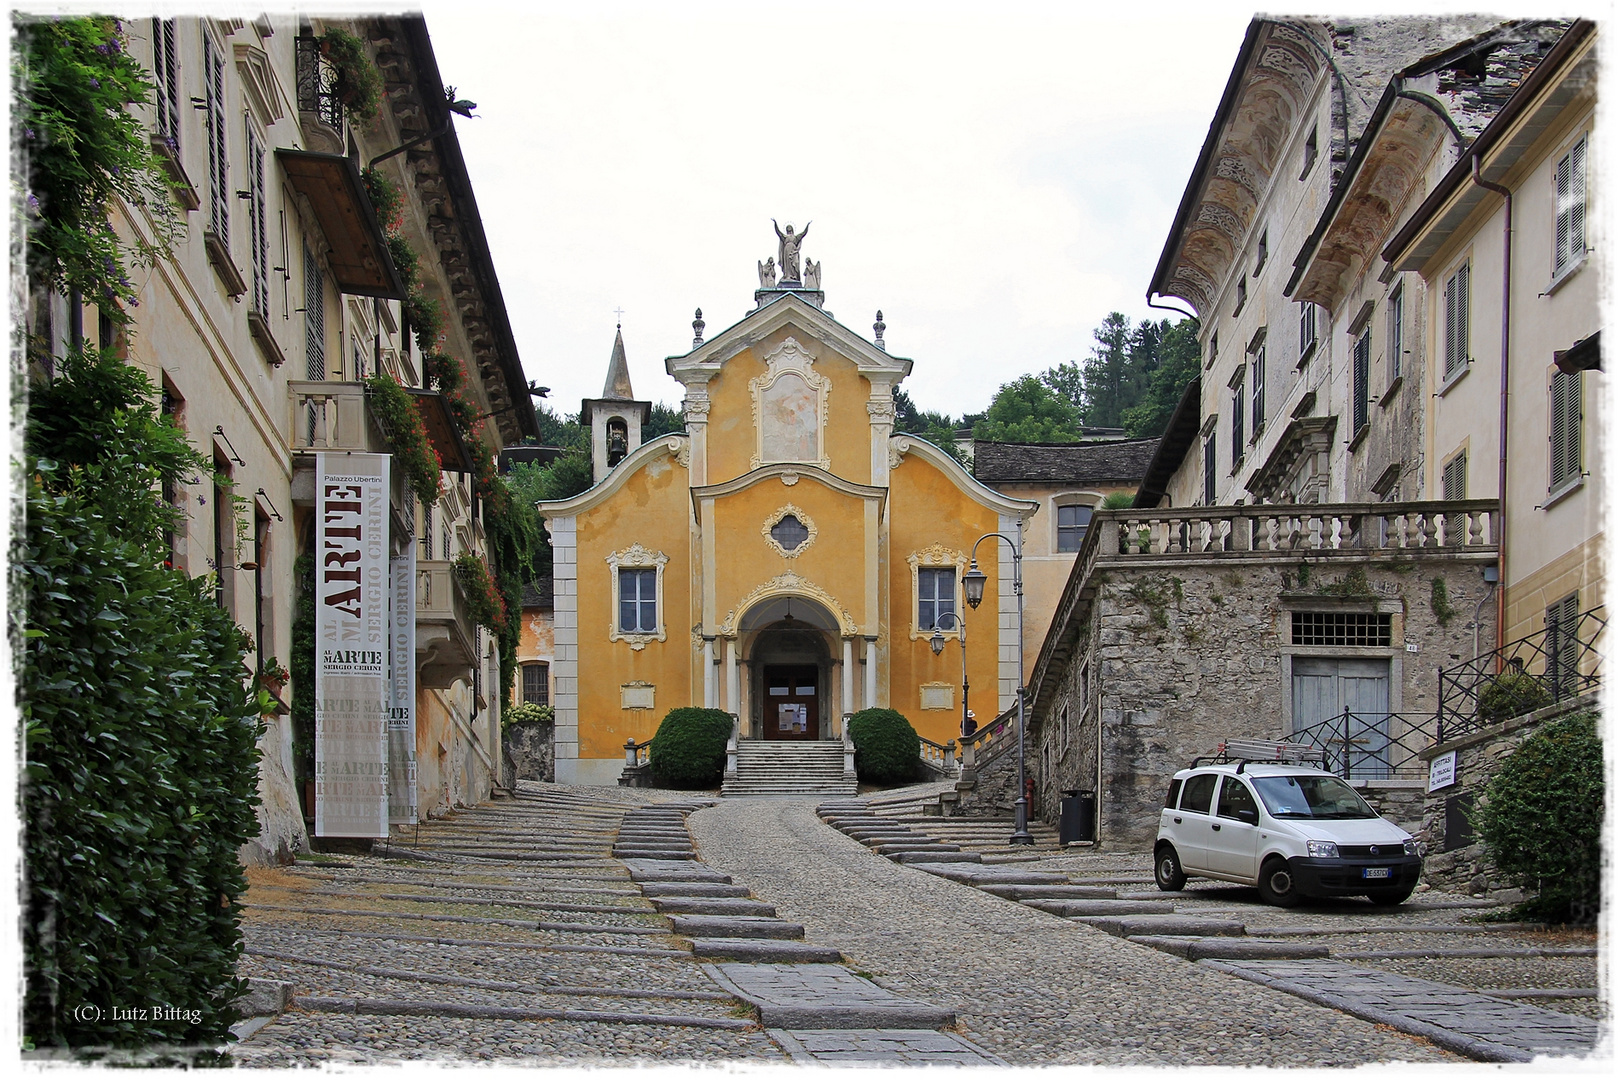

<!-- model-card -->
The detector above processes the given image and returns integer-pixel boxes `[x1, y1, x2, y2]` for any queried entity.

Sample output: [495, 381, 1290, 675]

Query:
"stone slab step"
[623, 861, 731, 884]
[706, 963, 955, 1031]
[669, 915, 804, 939]
[1025, 898, 1177, 917]
[978, 884, 1117, 901]
[650, 897, 779, 917]
[687, 938, 844, 963]
[1085, 915, 1247, 938]
[907, 865, 1068, 885]
[887, 850, 981, 864]
[1129, 936, 1330, 961]
[639, 882, 751, 899]
[612, 849, 694, 861]
[871, 843, 961, 855]
[613, 839, 692, 850]
[822, 817, 899, 827]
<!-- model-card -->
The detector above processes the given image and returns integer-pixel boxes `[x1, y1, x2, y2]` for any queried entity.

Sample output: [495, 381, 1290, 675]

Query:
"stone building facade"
[25, 15, 538, 861]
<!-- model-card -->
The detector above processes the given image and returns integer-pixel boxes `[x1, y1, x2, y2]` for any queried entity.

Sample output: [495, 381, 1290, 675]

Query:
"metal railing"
[296, 34, 345, 130]
[1436, 606, 1606, 743]
[1289, 708, 1435, 781]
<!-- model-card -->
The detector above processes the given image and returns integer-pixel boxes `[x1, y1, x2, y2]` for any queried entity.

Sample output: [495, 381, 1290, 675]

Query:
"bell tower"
[582, 323, 651, 482]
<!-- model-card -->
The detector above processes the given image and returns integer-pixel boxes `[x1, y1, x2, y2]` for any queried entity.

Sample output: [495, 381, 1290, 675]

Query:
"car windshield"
[1250, 774, 1378, 819]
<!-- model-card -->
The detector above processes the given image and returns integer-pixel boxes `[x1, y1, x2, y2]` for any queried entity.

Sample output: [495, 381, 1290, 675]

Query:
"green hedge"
[1478, 672, 1553, 723]
[1473, 711, 1603, 925]
[847, 708, 921, 784]
[648, 708, 733, 788]
[22, 481, 263, 1049]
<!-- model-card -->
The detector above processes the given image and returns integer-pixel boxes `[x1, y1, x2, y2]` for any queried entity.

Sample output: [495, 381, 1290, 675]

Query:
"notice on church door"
[315, 453, 391, 837]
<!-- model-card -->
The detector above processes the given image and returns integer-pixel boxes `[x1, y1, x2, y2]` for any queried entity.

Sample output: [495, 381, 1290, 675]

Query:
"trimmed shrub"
[1478, 672, 1553, 723]
[504, 701, 554, 728]
[648, 708, 733, 788]
[847, 708, 921, 784]
[1473, 711, 1603, 924]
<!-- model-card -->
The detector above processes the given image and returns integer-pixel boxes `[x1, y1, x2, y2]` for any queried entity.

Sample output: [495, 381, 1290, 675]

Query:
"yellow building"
[541, 258, 1036, 785]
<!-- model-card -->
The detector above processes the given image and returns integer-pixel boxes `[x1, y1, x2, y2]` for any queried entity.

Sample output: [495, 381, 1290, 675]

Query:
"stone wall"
[952, 742, 1025, 818]
[1029, 550, 1496, 851]
[503, 719, 556, 784]
[1415, 694, 1596, 900]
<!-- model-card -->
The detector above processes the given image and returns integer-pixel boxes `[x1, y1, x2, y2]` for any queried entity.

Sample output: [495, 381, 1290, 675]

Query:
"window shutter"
[1231, 376, 1244, 462]
[1550, 369, 1581, 490]
[204, 33, 228, 243]
[248, 126, 268, 314]
[304, 244, 325, 380]
[1555, 151, 1572, 270]
[1569, 138, 1587, 265]
[1252, 348, 1266, 430]
[1353, 332, 1370, 433]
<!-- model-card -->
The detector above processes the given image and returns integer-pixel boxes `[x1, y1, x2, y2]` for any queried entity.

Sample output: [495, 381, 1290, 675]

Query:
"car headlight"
[1306, 840, 1340, 859]
[1403, 839, 1421, 856]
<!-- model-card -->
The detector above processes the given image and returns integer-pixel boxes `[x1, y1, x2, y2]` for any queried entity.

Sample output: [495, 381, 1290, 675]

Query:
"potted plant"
[260, 657, 290, 697]
[317, 28, 383, 120]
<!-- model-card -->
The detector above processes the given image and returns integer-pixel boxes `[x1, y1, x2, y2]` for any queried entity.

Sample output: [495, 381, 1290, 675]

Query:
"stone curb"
[1193, 960, 1532, 1063]
[769, 1029, 1011, 1067]
[639, 882, 751, 898]
[887, 850, 981, 864]
[703, 964, 955, 1031]
[650, 897, 779, 917]
[292, 995, 755, 1031]
[1126, 936, 1330, 960]
[669, 915, 804, 939]
[979, 884, 1117, 900]
[687, 938, 845, 964]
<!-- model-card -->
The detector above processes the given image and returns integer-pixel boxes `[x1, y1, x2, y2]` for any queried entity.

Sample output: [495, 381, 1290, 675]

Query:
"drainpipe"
[1470, 153, 1511, 655]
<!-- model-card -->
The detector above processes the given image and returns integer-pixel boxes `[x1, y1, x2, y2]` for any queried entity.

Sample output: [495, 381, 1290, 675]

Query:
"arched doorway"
[739, 596, 840, 741]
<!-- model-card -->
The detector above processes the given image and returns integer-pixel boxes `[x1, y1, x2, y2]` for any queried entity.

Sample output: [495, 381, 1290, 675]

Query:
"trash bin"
[1059, 789, 1096, 845]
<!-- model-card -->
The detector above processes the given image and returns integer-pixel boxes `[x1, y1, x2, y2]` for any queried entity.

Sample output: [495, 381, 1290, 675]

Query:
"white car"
[1153, 760, 1423, 906]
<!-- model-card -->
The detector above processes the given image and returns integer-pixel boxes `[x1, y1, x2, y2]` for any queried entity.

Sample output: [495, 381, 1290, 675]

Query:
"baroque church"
[540, 229, 1036, 784]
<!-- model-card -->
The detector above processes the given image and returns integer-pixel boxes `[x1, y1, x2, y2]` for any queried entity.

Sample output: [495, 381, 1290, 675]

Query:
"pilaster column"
[867, 390, 896, 487]
[702, 637, 717, 708]
[842, 637, 855, 725]
[682, 382, 712, 487]
[725, 637, 740, 724]
[864, 636, 878, 710]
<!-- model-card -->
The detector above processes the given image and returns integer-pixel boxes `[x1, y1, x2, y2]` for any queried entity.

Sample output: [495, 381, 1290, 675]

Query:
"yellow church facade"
[541, 282, 1036, 785]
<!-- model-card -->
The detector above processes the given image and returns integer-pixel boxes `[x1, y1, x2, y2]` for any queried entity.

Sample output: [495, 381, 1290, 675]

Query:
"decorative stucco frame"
[607, 542, 669, 650]
[920, 682, 955, 710]
[762, 504, 818, 558]
[750, 336, 831, 471]
[719, 571, 858, 638]
[907, 543, 968, 641]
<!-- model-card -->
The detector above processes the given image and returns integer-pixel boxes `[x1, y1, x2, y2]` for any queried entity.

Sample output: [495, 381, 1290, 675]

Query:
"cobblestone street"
[230, 781, 1606, 1067]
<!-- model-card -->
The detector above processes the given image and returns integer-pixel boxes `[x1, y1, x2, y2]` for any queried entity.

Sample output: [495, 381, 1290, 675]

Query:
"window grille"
[770, 514, 810, 552]
[1056, 505, 1092, 552]
[1554, 136, 1587, 276]
[522, 662, 550, 705]
[1550, 369, 1582, 492]
[203, 32, 228, 244]
[1291, 612, 1392, 647]
[1444, 263, 1470, 377]
[918, 567, 956, 631]
[1352, 330, 1370, 435]
[619, 568, 658, 633]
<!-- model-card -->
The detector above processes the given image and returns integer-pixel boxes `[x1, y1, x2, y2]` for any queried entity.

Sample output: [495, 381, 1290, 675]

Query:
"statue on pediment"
[758, 256, 777, 288]
[804, 259, 820, 291]
[772, 219, 811, 282]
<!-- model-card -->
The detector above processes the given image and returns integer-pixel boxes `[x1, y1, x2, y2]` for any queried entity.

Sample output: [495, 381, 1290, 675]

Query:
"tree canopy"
[972, 375, 1084, 443]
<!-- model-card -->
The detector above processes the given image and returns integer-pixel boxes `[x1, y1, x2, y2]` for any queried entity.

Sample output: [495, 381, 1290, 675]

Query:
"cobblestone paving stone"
[688, 797, 1460, 1066]
[233, 784, 788, 1067]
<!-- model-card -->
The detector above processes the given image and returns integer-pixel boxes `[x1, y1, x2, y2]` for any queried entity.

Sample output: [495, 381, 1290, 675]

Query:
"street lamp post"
[961, 531, 1033, 845]
[929, 611, 970, 750]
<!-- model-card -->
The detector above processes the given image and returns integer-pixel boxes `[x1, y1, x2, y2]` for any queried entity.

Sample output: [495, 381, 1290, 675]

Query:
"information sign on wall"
[315, 453, 390, 837]
[1427, 749, 1458, 793]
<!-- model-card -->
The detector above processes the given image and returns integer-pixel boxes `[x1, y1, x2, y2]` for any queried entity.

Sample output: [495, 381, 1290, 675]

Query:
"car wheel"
[1154, 844, 1186, 891]
[1367, 885, 1415, 906]
[1257, 857, 1303, 908]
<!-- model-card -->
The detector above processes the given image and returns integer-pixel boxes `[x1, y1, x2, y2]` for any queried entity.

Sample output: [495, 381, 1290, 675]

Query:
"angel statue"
[772, 219, 811, 281]
[758, 256, 776, 288]
[804, 259, 821, 291]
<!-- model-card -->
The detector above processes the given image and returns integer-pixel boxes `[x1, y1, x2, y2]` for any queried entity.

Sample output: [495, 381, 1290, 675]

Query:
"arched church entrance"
[738, 596, 841, 741]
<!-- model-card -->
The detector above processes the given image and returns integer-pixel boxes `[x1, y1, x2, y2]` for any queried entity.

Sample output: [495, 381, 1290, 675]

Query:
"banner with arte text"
[388, 550, 418, 825]
[315, 453, 390, 837]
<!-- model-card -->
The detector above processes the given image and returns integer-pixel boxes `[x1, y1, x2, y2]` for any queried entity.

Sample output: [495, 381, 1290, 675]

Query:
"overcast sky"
[423, 0, 1587, 422]
[421, 0, 1249, 420]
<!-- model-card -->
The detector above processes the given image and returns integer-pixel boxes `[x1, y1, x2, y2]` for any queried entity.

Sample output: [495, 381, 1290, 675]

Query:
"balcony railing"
[289, 380, 382, 454]
[416, 559, 474, 630]
[1437, 606, 1606, 743]
[1093, 500, 1499, 558]
[295, 34, 345, 131]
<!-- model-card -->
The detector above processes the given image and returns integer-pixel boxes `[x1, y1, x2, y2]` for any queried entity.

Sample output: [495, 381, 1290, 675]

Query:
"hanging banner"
[388, 550, 418, 824]
[315, 453, 390, 837]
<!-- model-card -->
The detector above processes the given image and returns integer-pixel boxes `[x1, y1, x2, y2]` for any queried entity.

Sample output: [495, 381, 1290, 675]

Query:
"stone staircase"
[861, 785, 1063, 856]
[721, 740, 856, 797]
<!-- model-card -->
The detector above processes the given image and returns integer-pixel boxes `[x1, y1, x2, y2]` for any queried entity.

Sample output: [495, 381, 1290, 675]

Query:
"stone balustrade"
[289, 380, 382, 453]
[918, 736, 959, 778]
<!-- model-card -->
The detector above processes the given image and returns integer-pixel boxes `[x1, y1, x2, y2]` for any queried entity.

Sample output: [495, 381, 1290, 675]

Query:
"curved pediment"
[889, 436, 1039, 519]
[666, 292, 911, 390]
[536, 434, 689, 517]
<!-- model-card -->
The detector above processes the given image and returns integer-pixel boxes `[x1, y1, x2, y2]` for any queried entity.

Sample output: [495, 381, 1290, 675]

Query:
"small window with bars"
[522, 662, 550, 705]
[1291, 612, 1392, 647]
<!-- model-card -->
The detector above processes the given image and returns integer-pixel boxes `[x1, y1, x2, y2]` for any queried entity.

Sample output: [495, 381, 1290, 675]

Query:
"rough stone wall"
[953, 743, 1024, 818]
[1029, 552, 1495, 851]
[503, 719, 556, 784]
[1416, 696, 1595, 900]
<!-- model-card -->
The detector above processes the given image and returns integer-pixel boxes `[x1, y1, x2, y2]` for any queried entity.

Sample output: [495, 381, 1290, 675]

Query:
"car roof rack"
[1192, 738, 1327, 768]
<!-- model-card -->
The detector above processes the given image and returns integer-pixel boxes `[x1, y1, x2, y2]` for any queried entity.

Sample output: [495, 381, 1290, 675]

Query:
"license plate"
[1363, 867, 1392, 880]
